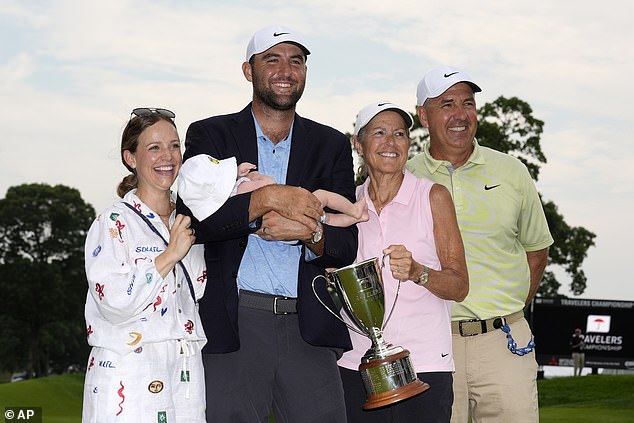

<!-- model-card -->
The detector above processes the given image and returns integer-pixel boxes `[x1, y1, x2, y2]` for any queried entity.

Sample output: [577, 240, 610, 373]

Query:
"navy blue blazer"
[177, 104, 357, 354]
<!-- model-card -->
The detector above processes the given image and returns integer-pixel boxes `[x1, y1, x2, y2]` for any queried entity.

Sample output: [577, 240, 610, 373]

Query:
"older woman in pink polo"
[338, 101, 468, 422]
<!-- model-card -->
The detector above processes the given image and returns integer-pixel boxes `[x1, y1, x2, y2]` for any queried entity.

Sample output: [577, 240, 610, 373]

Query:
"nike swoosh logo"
[444, 72, 458, 78]
[441, 353, 449, 357]
[484, 184, 500, 191]
[273, 32, 289, 37]
[377, 102, 390, 106]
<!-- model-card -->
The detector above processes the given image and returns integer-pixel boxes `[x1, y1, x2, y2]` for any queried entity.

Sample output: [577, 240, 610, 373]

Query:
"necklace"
[370, 190, 393, 214]
[157, 202, 176, 217]
[376, 203, 389, 214]
[368, 174, 403, 215]
[156, 202, 175, 227]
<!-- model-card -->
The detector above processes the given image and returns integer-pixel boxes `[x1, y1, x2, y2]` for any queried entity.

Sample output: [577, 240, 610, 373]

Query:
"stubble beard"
[252, 73, 305, 111]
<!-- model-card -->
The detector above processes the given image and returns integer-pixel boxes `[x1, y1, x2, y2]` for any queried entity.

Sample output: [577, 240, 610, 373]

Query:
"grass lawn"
[1, 373, 633, 422]
[0, 373, 84, 423]
[538, 374, 634, 422]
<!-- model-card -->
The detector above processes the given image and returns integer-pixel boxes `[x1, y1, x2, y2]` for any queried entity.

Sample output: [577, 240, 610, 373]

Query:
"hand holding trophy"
[312, 255, 429, 410]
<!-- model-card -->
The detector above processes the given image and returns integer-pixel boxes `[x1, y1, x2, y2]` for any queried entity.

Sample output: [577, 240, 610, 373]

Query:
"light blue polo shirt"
[237, 115, 302, 297]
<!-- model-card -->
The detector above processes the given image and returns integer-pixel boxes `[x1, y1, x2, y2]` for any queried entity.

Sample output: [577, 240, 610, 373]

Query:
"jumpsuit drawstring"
[179, 339, 195, 399]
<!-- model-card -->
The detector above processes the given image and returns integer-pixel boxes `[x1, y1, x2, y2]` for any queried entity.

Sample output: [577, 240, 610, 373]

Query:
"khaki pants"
[451, 317, 538, 423]
[572, 352, 585, 376]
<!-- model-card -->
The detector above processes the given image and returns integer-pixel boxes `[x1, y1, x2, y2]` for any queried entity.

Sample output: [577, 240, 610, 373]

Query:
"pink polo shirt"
[338, 170, 454, 373]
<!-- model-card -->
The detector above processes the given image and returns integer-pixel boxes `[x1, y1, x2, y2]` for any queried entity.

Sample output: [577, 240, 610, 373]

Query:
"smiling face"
[243, 42, 307, 111]
[417, 82, 477, 165]
[123, 119, 181, 197]
[353, 110, 411, 178]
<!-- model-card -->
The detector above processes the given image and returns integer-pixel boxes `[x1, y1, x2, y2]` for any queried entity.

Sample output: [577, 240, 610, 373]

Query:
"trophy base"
[359, 350, 430, 410]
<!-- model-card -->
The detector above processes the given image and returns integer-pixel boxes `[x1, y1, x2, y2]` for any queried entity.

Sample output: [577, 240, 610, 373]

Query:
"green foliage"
[0, 184, 93, 263]
[477, 96, 546, 180]
[407, 111, 426, 159]
[0, 184, 95, 377]
[541, 200, 596, 296]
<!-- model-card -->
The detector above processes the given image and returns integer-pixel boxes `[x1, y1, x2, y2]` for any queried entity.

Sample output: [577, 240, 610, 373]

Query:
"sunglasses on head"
[131, 107, 175, 119]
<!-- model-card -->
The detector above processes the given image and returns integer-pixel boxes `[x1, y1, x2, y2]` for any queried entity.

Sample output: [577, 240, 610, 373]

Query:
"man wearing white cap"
[408, 66, 553, 422]
[177, 25, 357, 422]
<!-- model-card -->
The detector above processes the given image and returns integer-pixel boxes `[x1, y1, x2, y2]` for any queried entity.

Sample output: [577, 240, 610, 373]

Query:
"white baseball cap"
[178, 155, 237, 221]
[353, 101, 414, 136]
[245, 25, 310, 62]
[416, 66, 482, 105]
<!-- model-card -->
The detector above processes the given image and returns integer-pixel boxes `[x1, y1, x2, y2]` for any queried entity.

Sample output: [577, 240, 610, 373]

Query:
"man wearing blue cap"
[408, 66, 553, 422]
[178, 25, 357, 422]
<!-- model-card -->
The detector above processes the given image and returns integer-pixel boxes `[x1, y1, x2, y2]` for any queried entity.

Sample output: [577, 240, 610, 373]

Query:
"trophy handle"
[378, 251, 401, 331]
[382, 280, 401, 330]
[380, 252, 388, 269]
[312, 274, 366, 336]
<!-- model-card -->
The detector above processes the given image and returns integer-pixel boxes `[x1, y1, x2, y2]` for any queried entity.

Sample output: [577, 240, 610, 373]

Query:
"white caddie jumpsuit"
[82, 190, 207, 423]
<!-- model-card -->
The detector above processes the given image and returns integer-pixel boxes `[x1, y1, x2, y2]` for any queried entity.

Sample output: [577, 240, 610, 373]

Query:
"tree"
[477, 96, 546, 180]
[0, 183, 95, 377]
[354, 96, 595, 297]
[540, 200, 596, 296]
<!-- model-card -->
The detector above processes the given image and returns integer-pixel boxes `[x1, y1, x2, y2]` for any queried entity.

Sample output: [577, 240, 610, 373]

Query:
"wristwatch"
[307, 225, 323, 244]
[416, 265, 429, 286]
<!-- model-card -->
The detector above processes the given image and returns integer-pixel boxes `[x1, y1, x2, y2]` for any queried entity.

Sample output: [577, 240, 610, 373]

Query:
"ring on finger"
[262, 227, 267, 234]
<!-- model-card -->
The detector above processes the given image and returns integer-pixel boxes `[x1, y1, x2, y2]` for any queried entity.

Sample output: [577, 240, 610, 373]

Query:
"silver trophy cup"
[313, 257, 429, 409]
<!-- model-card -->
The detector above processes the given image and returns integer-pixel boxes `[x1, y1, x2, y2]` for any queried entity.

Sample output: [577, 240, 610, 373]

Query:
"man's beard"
[252, 74, 305, 111]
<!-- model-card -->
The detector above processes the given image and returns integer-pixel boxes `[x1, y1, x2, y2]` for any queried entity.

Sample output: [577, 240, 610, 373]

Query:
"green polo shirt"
[407, 139, 553, 321]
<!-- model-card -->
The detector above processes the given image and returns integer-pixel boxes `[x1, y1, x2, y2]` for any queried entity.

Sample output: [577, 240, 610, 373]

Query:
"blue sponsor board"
[528, 297, 634, 369]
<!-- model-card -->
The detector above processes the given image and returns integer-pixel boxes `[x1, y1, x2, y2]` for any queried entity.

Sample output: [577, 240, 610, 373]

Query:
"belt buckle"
[273, 296, 290, 315]
[459, 318, 480, 337]
[493, 317, 505, 329]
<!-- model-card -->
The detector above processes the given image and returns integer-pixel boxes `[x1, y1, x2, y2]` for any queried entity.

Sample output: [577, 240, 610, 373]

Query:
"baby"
[234, 162, 367, 227]
[178, 154, 368, 226]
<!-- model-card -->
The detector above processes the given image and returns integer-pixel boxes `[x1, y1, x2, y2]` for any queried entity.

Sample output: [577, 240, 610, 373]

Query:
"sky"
[1, 0, 632, 301]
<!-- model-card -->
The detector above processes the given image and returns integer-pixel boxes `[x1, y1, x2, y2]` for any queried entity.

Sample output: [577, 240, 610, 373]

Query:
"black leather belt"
[239, 290, 298, 315]
[452, 310, 524, 336]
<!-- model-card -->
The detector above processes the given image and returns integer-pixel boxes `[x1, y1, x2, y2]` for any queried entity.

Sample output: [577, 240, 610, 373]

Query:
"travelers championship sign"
[529, 297, 634, 370]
